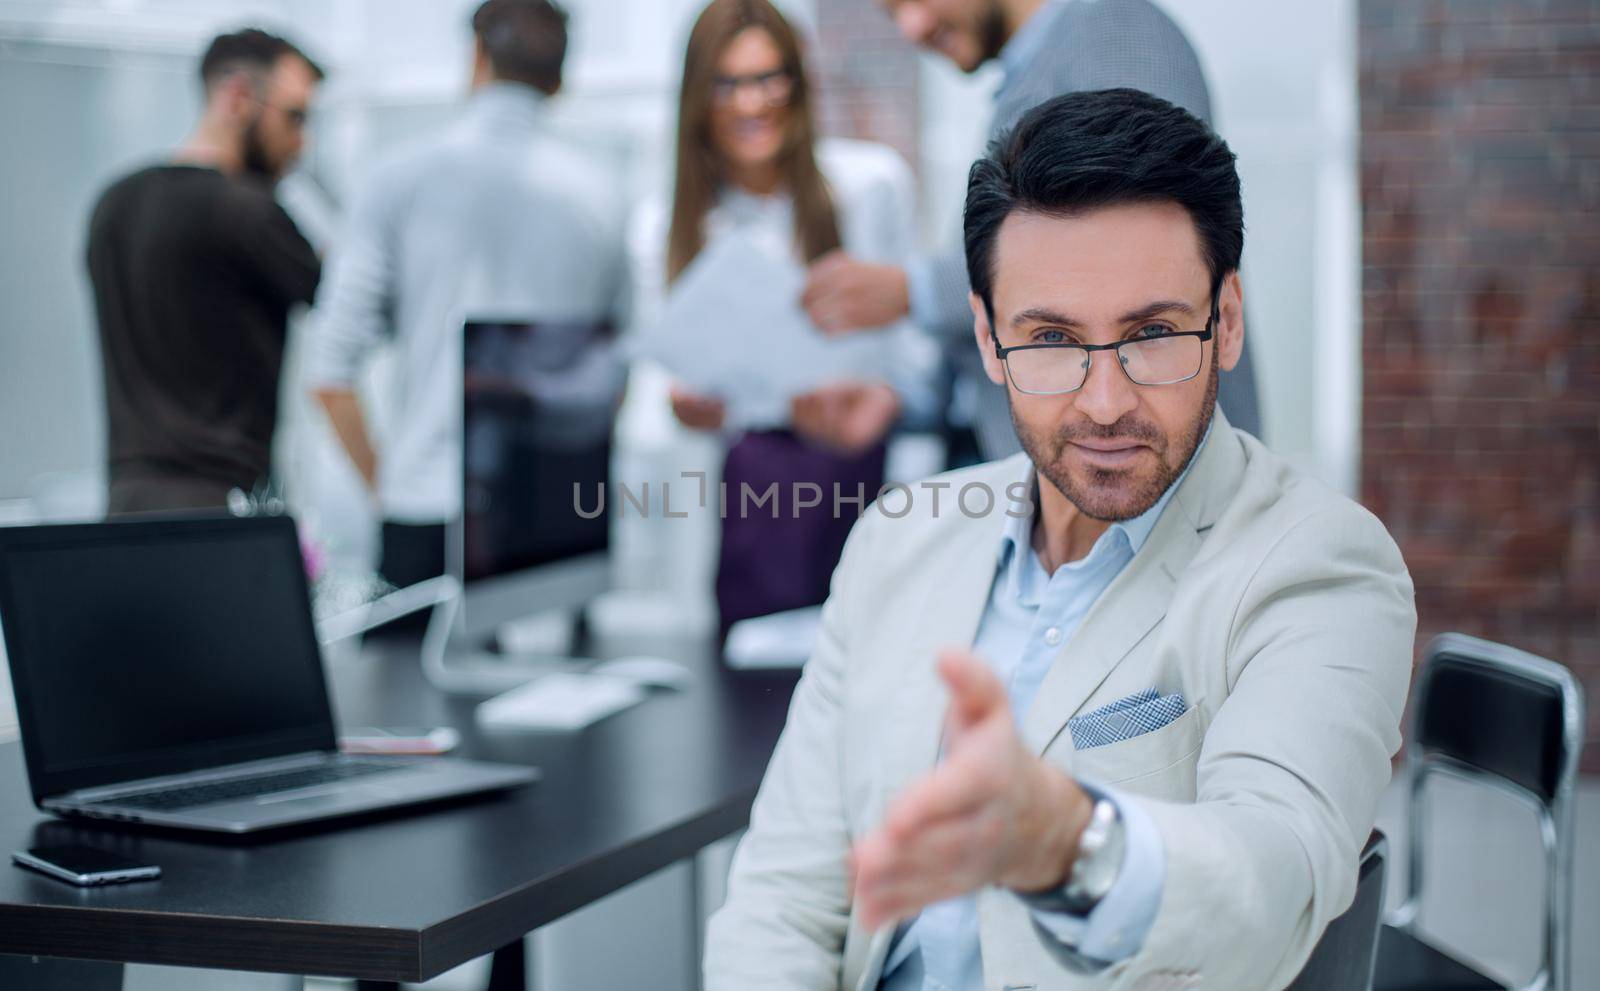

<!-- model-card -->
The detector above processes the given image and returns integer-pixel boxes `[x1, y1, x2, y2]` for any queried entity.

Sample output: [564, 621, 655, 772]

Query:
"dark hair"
[472, 0, 570, 94]
[964, 88, 1242, 319]
[199, 28, 324, 92]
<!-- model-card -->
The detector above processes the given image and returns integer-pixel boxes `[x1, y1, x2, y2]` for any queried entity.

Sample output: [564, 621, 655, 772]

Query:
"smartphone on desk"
[13, 845, 161, 886]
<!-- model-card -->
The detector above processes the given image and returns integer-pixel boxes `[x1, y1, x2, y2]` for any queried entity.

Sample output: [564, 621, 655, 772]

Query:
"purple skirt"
[715, 430, 886, 636]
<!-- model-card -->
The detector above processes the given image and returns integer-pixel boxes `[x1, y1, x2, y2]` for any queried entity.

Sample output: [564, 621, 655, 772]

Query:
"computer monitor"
[449, 317, 624, 647]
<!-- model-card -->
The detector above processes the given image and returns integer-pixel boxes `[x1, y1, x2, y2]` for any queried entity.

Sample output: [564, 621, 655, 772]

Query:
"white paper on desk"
[724, 605, 822, 670]
[631, 231, 895, 430]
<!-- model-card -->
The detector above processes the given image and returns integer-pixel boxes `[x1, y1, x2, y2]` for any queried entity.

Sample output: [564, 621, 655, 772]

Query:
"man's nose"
[1073, 349, 1140, 426]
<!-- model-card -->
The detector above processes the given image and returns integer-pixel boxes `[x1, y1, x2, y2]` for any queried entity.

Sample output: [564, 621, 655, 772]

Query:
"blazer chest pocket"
[1069, 705, 1205, 795]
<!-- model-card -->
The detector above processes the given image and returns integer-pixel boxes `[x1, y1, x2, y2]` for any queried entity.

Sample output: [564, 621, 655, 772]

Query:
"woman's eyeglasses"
[711, 69, 794, 108]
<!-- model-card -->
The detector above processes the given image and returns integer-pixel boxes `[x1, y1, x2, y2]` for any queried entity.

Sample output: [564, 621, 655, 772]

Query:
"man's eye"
[1135, 324, 1171, 339]
[1035, 329, 1069, 344]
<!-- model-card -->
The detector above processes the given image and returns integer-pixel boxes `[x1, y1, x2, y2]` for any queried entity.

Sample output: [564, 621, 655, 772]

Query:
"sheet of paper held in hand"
[632, 230, 895, 429]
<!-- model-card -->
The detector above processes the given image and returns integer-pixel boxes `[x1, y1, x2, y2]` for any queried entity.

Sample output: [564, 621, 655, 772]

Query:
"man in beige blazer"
[705, 89, 1417, 991]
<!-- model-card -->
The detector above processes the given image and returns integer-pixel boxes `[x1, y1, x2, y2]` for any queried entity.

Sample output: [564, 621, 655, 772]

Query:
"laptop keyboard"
[100, 758, 420, 812]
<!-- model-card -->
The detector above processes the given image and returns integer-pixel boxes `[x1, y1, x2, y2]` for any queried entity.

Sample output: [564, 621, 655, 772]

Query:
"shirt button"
[1044, 627, 1063, 646]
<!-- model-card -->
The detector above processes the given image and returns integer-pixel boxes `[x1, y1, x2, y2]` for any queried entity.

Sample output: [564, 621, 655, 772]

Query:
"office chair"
[1375, 633, 1585, 991]
[1285, 831, 1388, 991]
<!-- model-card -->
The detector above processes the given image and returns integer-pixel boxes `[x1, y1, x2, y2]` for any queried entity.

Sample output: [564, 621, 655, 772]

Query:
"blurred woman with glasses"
[628, 0, 934, 637]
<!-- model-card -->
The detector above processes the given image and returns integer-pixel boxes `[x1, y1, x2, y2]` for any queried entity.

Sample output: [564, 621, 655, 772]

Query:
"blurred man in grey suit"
[800, 0, 1260, 462]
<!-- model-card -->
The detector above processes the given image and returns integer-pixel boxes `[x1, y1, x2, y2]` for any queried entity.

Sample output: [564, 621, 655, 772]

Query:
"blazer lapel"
[1020, 411, 1247, 755]
[877, 470, 1021, 808]
[1019, 514, 1194, 755]
[857, 460, 1023, 989]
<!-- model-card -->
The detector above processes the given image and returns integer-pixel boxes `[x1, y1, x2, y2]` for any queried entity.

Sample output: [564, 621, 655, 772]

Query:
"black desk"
[0, 641, 799, 984]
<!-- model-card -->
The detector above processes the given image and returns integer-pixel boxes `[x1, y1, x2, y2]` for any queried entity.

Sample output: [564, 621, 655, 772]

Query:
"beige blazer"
[704, 411, 1417, 991]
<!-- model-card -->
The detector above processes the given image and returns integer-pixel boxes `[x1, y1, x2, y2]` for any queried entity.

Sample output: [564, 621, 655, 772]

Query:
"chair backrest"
[1285, 831, 1388, 991]
[1400, 632, 1586, 991]
[1412, 633, 1582, 806]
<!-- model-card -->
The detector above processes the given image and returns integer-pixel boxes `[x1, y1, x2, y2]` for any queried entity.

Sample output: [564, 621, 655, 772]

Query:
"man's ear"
[1217, 270, 1245, 373]
[970, 292, 1007, 387]
[211, 71, 258, 125]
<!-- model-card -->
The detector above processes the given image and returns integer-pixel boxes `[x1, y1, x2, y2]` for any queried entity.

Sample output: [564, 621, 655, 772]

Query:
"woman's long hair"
[666, 0, 841, 283]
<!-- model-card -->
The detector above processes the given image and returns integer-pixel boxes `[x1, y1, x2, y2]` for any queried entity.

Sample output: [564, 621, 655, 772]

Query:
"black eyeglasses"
[710, 69, 794, 108]
[991, 289, 1220, 396]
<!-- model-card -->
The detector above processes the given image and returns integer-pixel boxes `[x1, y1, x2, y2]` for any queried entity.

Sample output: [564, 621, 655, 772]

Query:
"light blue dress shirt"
[879, 429, 1208, 990]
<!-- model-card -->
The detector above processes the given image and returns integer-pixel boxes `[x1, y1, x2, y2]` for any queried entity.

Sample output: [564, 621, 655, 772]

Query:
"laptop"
[0, 515, 536, 834]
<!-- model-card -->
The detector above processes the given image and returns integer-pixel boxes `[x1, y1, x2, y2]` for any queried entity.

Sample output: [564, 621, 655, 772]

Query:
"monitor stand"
[418, 598, 598, 695]
[429, 649, 590, 695]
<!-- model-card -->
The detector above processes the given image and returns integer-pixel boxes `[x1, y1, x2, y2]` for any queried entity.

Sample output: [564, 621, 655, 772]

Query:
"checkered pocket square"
[1067, 689, 1189, 750]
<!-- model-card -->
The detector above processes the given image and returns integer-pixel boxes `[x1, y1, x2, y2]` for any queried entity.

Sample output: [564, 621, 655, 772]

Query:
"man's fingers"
[806, 298, 855, 334]
[938, 648, 1007, 731]
[852, 818, 990, 930]
[808, 248, 849, 277]
[857, 873, 965, 932]
[882, 760, 990, 841]
[800, 250, 850, 306]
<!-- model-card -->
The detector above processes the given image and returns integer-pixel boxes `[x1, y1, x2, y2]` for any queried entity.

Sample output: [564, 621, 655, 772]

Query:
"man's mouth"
[1068, 439, 1150, 469]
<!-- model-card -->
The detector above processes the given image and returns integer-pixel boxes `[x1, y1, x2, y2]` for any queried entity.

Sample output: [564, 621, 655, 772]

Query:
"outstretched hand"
[849, 649, 1095, 931]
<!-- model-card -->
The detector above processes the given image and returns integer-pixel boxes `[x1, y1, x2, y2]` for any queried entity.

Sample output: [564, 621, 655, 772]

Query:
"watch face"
[1066, 799, 1125, 907]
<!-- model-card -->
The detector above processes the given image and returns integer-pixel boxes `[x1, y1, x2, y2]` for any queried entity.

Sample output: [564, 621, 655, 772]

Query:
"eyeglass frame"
[710, 68, 796, 108]
[989, 281, 1223, 396]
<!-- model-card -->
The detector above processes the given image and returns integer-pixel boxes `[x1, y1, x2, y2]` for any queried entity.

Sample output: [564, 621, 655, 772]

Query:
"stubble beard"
[1010, 348, 1219, 523]
[241, 116, 283, 184]
[976, 0, 1010, 64]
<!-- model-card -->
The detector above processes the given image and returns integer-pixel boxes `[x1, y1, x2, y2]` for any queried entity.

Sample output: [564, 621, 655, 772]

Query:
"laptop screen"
[0, 516, 336, 799]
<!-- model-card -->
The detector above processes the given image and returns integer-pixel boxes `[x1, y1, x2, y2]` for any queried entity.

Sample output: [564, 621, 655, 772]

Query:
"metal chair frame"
[1386, 633, 1585, 991]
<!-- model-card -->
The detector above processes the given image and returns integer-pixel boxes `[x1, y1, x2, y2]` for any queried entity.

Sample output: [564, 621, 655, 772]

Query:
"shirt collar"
[997, 0, 1067, 92]
[997, 416, 1217, 577]
[719, 183, 790, 216]
[467, 81, 548, 130]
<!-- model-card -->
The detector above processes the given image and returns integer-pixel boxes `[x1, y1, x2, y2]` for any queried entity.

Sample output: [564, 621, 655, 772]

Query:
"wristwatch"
[1020, 796, 1126, 915]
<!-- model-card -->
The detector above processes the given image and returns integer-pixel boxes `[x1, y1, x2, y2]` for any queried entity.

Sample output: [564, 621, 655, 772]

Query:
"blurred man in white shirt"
[307, 0, 624, 591]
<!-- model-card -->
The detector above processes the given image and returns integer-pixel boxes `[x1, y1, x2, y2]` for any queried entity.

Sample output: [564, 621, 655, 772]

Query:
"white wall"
[1169, 0, 1361, 493]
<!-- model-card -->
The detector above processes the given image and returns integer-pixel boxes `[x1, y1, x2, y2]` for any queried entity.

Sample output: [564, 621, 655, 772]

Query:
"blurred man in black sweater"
[87, 28, 323, 514]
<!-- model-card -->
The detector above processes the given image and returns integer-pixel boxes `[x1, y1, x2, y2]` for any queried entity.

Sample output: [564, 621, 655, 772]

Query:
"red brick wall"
[808, 0, 920, 167]
[1359, 1, 1600, 768]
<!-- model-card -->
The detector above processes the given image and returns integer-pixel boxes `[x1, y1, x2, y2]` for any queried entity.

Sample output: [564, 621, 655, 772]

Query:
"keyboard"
[101, 758, 417, 812]
[476, 672, 646, 731]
